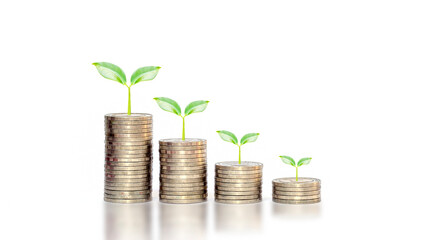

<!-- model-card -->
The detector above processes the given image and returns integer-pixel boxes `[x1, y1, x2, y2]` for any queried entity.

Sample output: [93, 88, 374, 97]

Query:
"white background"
[1, 0, 426, 239]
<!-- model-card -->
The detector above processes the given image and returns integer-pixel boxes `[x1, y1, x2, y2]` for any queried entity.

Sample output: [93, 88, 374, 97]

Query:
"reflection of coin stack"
[104, 113, 153, 203]
[159, 138, 207, 204]
[215, 161, 263, 204]
[272, 177, 321, 204]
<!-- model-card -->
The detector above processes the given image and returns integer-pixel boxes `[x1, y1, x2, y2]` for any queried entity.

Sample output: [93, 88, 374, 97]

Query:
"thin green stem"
[296, 167, 298, 181]
[238, 145, 241, 164]
[127, 86, 131, 115]
[182, 116, 185, 140]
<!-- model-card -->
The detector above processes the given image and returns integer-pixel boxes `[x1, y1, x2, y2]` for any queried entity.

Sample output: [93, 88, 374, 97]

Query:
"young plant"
[279, 156, 312, 181]
[92, 62, 161, 115]
[216, 131, 260, 164]
[153, 97, 209, 140]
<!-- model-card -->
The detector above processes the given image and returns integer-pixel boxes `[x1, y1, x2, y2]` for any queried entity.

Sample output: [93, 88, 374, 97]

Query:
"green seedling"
[279, 156, 312, 181]
[92, 62, 161, 115]
[216, 131, 260, 164]
[153, 97, 209, 140]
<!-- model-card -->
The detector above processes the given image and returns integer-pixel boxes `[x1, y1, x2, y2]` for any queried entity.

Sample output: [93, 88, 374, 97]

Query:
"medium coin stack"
[272, 177, 321, 204]
[104, 113, 153, 203]
[159, 138, 207, 204]
[215, 161, 263, 204]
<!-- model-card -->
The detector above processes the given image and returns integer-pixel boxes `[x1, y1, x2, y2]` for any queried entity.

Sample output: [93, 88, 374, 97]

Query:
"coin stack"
[159, 138, 208, 204]
[215, 161, 263, 204]
[104, 113, 153, 203]
[272, 177, 321, 204]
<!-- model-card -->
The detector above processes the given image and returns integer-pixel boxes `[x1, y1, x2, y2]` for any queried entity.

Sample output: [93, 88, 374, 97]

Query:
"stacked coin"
[104, 113, 153, 203]
[159, 138, 207, 204]
[272, 177, 321, 204]
[215, 161, 263, 204]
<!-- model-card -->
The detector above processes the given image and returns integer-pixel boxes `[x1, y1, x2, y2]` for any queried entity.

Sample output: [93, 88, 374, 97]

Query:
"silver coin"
[105, 170, 151, 175]
[159, 153, 207, 159]
[215, 177, 262, 183]
[273, 198, 321, 204]
[274, 190, 321, 196]
[105, 124, 152, 129]
[104, 181, 151, 187]
[105, 185, 151, 191]
[215, 161, 263, 170]
[215, 185, 261, 191]
[273, 186, 320, 192]
[106, 149, 151, 154]
[105, 119, 152, 125]
[105, 113, 152, 120]
[104, 193, 151, 199]
[160, 178, 206, 183]
[215, 190, 261, 196]
[104, 189, 151, 195]
[160, 186, 207, 191]
[272, 177, 321, 187]
[105, 178, 152, 183]
[105, 129, 153, 135]
[105, 141, 152, 146]
[105, 173, 150, 178]
[104, 198, 152, 203]
[105, 157, 152, 162]
[105, 162, 152, 167]
[160, 182, 206, 187]
[159, 149, 206, 154]
[160, 190, 207, 196]
[273, 194, 321, 200]
[105, 145, 152, 151]
[160, 161, 206, 167]
[215, 198, 261, 204]
[160, 198, 206, 204]
[160, 173, 206, 179]
[159, 158, 206, 163]
[160, 165, 207, 171]
[215, 194, 261, 200]
[215, 173, 262, 179]
[160, 169, 206, 175]
[160, 194, 207, 200]
[215, 169, 262, 175]
[106, 136, 153, 142]
[160, 146, 207, 151]
[215, 182, 262, 188]
[159, 138, 207, 146]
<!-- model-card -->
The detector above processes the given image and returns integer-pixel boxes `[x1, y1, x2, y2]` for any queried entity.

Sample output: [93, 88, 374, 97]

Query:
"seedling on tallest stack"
[93, 62, 161, 115]
[153, 97, 209, 140]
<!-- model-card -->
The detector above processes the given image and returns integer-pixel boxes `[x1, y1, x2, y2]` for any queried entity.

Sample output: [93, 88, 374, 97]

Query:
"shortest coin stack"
[272, 177, 321, 204]
[215, 161, 263, 204]
[104, 113, 153, 204]
[159, 138, 208, 204]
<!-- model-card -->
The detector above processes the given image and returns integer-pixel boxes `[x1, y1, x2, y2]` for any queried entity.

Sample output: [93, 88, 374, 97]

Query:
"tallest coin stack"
[104, 113, 153, 203]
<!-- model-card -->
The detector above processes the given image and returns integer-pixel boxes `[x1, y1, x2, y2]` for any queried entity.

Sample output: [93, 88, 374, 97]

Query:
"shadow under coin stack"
[215, 161, 263, 204]
[159, 138, 207, 204]
[272, 177, 321, 204]
[104, 113, 153, 203]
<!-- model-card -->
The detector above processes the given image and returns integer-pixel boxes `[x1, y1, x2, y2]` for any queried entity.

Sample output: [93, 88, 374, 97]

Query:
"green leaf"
[279, 156, 296, 167]
[92, 62, 126, 85]
[240, 133, 259, 145]
[131, 66, 161, 85]
[297, 157, 312, 167]
[184, 100, 209, 116]
[216, 130, 238, 145]
[153, 97, 181, 116]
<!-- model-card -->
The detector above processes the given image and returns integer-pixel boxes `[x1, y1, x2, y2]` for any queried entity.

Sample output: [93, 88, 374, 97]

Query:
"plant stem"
[182, 116, 185, 140]
[296, 167, 298, 181]
[238, 145, 241, 164]
[127, 86, 131, 115]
